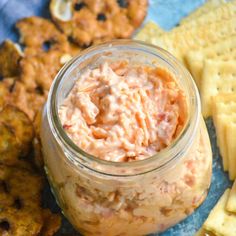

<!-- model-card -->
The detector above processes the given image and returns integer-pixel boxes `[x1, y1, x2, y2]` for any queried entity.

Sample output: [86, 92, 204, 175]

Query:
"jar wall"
[41, 109, 212, 236]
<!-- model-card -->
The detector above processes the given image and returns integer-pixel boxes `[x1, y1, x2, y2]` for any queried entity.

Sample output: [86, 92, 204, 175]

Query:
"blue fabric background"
[0, 0, 232, 235]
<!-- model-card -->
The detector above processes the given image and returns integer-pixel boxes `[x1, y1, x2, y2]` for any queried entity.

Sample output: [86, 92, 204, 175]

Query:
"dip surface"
[59, 61, 187, 162]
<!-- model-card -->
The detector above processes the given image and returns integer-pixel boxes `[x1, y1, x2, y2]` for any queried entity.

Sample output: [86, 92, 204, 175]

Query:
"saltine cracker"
[135, 21, 164, 43]
[177, 0, 236, 31]
[212, 94, 236, 171]
[195, 227, 216, 236]
[203, 189, 236, 236]
[201, 60, 236, 117]
[180, 0, 227, 25]
[226, 121, 236, 180]
[226, 180, 236, 213]
[186, 36, 236, 88]
[148, 18, 236, 62]
[214, 114, 236, 172]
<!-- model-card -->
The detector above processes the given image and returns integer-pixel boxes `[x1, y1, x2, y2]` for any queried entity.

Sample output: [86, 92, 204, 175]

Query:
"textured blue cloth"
[0, 1, 232, 235]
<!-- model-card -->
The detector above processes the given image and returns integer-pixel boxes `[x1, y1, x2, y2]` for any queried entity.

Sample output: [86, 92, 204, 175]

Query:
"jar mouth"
[47, 39, 200, 177]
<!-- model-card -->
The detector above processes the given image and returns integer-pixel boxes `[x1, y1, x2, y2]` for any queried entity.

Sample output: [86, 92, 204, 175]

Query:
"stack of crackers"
[136, 0, 236, 180]
[0, 0, 148, 235]
[136, 0, 236, 235]
[196, 182, 236, 236]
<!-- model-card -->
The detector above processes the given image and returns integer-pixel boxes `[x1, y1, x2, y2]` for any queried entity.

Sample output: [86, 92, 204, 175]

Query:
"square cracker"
[180, 0, 227, 25]
[203, 189, 236, 236]
[226, 122, 236, 180]
[177, 0, 236, 31]
[134, 21, 164, 42]
[149, 18, 236, 63]
[214, 114, 236, 172]
[227, 180, 236, 213]
[195, 227, 216, 236]
[136, 0, 233, 41]
[212, 94, 236, 171]
[186, 36, 236, 89]
[201, 60, 236, 118]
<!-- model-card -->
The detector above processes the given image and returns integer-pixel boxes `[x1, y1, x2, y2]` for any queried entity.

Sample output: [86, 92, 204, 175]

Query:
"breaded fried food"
[0, 40, 23, 78]
[40, 209, 62, 236]
[16, 17, 80, 94]
[32, 110, 44, 169]
[0, 165, 61, 235]
[19, 50, 66, 92]
[8, 80, 46, 120]
[0, 165, 43, 235]
[32, 137, 44, 170]
[0, 105, 34, 157]
[0, 118, 34, 168]
[0, 165, 43, 208]
[0, 80, 11, 109]
[0, 207, 43, 236]
[33, 109, 42, 138]
[16, 16, 68, 54]
[0, 123, 20, 165]
[50, 0, 148, 46]
[0, 77, 46, 131]
[0, 78, 46, 121]
[0, 207, 61, 236]
[16, 16, 80, 56]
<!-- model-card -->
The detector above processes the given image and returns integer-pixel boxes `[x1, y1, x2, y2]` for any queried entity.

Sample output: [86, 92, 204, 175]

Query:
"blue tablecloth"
[0, 1, 232, 235]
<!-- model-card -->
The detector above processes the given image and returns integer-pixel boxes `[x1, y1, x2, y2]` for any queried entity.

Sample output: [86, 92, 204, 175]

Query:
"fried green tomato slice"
[0, 79, 12, 109]
[0, 123, 20, 165]
[0, 105, 34, 157]
[0, 40, 23, 78]
[0, 165, 43, 235]
[0, 207, 43, 236]
[0, 165, 43, 209]
[40, 209, 62, 236]
[0, 165, 61, 236]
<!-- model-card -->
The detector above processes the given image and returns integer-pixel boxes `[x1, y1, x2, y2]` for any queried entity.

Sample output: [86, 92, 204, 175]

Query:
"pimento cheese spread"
[59, 61, 187, 161]
[42, 57, 212, 236]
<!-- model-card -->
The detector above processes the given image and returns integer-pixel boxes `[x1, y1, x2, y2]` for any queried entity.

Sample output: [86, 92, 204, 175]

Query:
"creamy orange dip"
[42, 58, 212, 236]
[59, 61, 187, 162]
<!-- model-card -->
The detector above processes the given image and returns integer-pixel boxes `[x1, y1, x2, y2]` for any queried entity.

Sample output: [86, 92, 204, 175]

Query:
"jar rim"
[46, 39, 200, 177]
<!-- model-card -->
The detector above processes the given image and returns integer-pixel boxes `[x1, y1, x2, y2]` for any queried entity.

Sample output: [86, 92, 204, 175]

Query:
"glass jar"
[41, 40, 212, 236]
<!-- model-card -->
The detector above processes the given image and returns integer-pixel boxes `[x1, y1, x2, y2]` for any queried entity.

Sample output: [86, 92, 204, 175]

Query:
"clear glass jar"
[41, 40, 212, 236]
